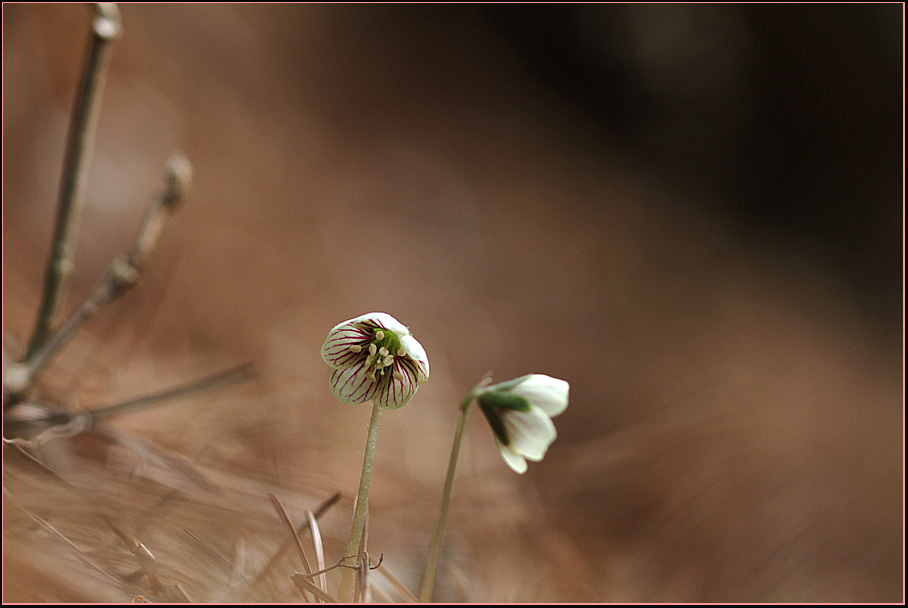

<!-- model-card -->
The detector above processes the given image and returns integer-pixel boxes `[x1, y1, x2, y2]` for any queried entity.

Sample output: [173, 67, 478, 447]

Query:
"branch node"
[163, 153, 193, 208]
[3, 364, 30, 400]
[93, 3, 122, 40]
[110, 255, 140, 289]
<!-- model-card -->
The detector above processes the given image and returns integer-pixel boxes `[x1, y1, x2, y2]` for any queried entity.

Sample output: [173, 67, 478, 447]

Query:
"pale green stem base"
[337, 402, 382, 603]
[418, 391, 475, 602]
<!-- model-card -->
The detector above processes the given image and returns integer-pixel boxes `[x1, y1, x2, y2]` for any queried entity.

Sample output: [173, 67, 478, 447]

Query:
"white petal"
[372, 365, 419, 410]
[399, 334, 429, 382]
[511, 375, 569, 417]
[495, 437, 528, 474]
[350, 312, 410, 337]
[330, 364, 378, 404]
[321, 324, 370, 369]
[327, 315, 369, 333]
[500, 406, 557, 461]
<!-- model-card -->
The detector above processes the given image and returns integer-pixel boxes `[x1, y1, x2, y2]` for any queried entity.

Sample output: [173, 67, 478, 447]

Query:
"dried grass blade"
[104, 427, 217, 491]
[291, 573, 338, 603]
[173, 583, 193, 602]
[377, 562, 418, 602]
[3, 488, 122, 586]
[356, 553, 371, 603]
[3, 438, 80, 492]
[243, 491, 340, 599]
[268, 493, 314, 600]
[183, 528, 231, 572]
[369, 579, 395, 603]
[305, 509, 328, 594]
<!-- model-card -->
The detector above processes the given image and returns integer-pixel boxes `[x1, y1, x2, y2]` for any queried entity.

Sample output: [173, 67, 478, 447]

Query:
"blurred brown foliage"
[2, 4, 902, 603]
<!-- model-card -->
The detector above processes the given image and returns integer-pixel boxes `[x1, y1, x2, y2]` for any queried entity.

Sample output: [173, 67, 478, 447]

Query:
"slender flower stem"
[418, 381, 487, 602]
[26, 3, 121, 360]
[337, 402, 383, 603]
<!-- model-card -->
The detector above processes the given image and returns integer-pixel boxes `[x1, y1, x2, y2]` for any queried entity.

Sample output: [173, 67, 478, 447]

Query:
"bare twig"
[2, 416, 92, 448]
[26, 3, 122, 359]
[3, 362, 255, 439]
[8, 154, 193, 401]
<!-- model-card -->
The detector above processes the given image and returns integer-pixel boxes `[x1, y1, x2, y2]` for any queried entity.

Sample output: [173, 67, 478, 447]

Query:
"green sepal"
[476, 390, 532, 447]
[484, 375, 532, 393]
[477, 389, 532, 412]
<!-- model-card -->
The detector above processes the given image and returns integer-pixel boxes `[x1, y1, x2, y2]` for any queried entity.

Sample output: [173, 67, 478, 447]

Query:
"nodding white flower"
[476, 374, 569, 474]
[321, 313, 429, 409]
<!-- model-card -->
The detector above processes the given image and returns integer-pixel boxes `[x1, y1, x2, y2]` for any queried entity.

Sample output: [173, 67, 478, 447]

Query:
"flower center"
[352, 328, 405, 380]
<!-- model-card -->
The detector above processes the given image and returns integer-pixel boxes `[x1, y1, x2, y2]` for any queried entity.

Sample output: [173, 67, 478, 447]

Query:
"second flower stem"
[417, 391, 475, 602]
[337, 402, 382, 603]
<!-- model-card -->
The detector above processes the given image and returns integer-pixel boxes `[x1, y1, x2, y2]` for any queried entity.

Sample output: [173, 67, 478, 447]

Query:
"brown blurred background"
[2, 4, 903, 603]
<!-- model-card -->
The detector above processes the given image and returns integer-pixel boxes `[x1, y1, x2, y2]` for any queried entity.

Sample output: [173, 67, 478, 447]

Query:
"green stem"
[337, 402, 383, 603]
[418, 390, 476, 602]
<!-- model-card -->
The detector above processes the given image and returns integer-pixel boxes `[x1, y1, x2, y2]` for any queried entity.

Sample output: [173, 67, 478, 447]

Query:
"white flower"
[475, 374, 569, 474]
[321, 312, 429, 409]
